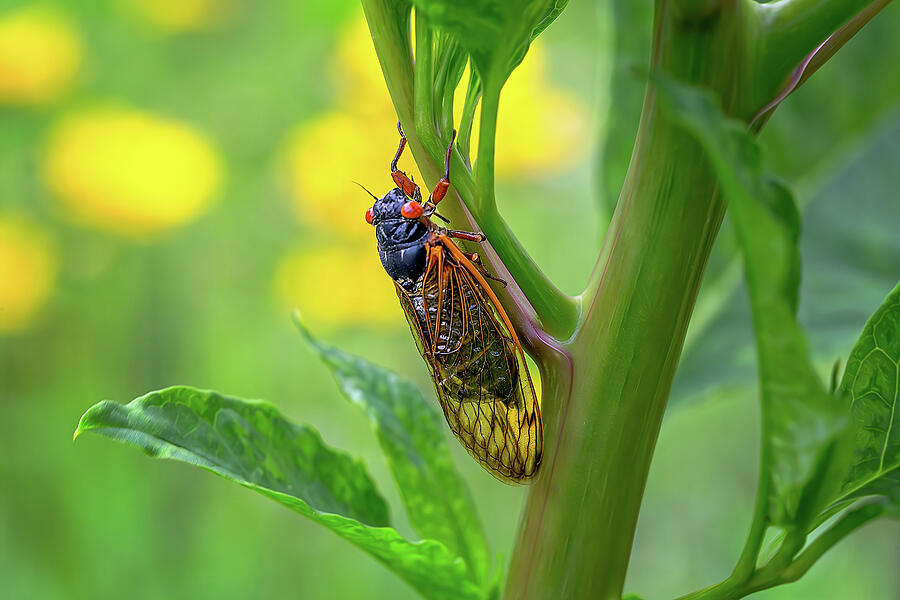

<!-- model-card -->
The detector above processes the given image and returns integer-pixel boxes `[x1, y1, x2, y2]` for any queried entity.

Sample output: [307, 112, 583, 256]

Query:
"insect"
[364, 123, 543, 483]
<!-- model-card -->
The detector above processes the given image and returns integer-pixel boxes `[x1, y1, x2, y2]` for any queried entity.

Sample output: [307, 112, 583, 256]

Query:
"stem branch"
[471, 81, 579, 339]
[677, 503, 888, 600]
[778, 502, 887, 582]
[751, 0, 893, 98]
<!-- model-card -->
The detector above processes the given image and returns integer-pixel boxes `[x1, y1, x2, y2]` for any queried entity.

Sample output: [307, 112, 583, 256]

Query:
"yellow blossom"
[275, 242, 398, 330]
[43, 106, 223, 237]
[128, 0, 239, 33]
[0, 6, 83, 105]
[0, 216, 57, 334]
[332, 17, 395, 118]
[493, 49, 590, 177]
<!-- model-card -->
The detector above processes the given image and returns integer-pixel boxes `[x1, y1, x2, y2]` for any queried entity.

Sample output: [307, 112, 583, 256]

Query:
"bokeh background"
[1, 1, 897, 598]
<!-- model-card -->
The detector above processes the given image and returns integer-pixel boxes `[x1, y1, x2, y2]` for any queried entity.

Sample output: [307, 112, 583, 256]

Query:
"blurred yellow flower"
[494, 50, 590, 177]
[128, 0, 239, 33]
[332, 18, 395, 118]
[43, 106, 223, 236]
[283, 112, 422, 239]
[0, 6, 83, 106]
[275, 243, 398, 330]
[0, 216, 57, 334]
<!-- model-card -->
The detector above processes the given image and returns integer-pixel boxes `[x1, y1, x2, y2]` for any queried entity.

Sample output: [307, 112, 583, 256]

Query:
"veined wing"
[395, 239, 542, 483]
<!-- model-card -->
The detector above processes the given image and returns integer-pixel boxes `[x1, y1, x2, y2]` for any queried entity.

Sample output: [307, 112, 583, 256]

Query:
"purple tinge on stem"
[750, 36, 830, 127]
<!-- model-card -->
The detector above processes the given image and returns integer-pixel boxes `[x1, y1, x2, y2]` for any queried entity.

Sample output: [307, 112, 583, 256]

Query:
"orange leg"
[391, 122, 420, 199]
[447, 229, 485, 243]
[461, 250, 507, 287]
[427, 129, 457, 208]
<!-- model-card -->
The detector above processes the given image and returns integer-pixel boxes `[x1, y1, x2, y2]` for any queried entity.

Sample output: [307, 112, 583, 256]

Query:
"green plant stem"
[677, 503, 887, 600]
[362, 1, 457, 218]
[731, 471, 770, 581]
[757, 0, 880, 50]
[675, 579, 744, 600]
[414, 12, 442, 153]
[504, 109, 727, 600]
[361, 0, 415, 130]
[432, 39, 463, 138]
[458, 71, 480, 164]
[472, 81, 500, 217]
[365, 70, 552, 359]
[504, 4, 764, 597]
[777, 502, 887, 581]
[751, 0, 894, 128]
[472, 81, 579, 339]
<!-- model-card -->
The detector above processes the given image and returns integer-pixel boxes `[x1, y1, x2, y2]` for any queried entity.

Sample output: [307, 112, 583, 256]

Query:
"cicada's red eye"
[401, 201, 423, 219]
[365, 207, 375, 224]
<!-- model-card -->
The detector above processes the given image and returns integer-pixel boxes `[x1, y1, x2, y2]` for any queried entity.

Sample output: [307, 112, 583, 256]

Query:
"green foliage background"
[1, 1, 898, 598]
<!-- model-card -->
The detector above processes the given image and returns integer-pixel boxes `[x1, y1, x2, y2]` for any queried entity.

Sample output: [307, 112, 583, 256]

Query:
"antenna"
[352, 181, 379, 200]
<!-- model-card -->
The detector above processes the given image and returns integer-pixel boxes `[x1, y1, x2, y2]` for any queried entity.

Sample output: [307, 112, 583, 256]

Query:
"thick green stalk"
[473, 81, 579, 339]
[473, 81, 501, 217]
[361, 0, 415, 132]
[505, 104, 727, 600]
[504, 2, 753, 598]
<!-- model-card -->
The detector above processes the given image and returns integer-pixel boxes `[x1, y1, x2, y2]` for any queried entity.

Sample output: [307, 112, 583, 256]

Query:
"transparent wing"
[395, 242, 542, 483]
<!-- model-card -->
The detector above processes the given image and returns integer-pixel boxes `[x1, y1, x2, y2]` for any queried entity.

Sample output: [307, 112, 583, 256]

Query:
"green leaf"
[838, 281, 900, 502]
[295, 318, 490, 584]
[654, 75, 852, 528]
[531, 0, 570, 40]
[75, 388, 388, 525]
[410, 0, 564, 86]
[673, 115, 900, 405]
[74, 387, 483, 600]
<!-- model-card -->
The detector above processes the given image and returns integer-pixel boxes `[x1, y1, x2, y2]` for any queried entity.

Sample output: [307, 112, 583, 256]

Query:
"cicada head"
[368, 187, 430, 290]
[367, 188, 413, 222]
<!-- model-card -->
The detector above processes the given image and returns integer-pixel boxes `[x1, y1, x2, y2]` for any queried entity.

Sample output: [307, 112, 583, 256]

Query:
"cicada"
[364, 123, 542, 483]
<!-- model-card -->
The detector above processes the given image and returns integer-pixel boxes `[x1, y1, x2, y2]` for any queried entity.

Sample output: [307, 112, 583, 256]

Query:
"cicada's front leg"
[445, 231, 507, 288]
[425, 129, 458, 210]
[391, 122, 421, 201]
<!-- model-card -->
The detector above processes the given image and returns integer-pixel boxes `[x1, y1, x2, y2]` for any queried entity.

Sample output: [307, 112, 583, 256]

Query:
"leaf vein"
[879, 347, 899, 471]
